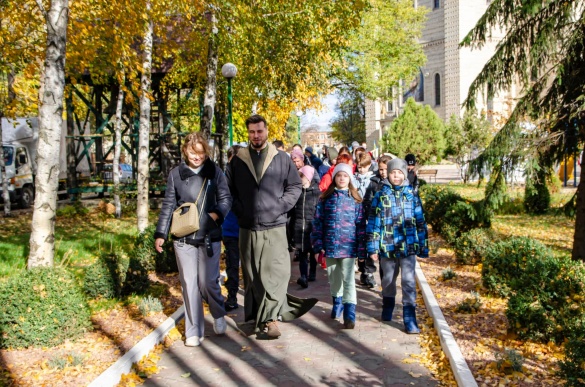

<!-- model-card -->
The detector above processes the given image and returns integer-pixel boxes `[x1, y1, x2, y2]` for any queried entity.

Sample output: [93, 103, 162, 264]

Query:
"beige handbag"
[170, 178, 208, 238]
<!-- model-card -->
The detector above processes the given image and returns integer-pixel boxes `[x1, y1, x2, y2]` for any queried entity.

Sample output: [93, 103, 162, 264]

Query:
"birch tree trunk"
[200, 9, 218, 139]
[137, 1, 153, 233]
[0, 70, 15, 216]
[28, 0, 69, 268]
[113, 82, 124, 218]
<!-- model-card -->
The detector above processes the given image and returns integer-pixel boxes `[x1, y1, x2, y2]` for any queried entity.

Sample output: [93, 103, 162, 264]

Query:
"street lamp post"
[221, 63, 238, 146]
[295, 110, 302, 144]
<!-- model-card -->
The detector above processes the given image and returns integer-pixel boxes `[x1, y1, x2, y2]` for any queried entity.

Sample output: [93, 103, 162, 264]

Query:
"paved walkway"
[143, 264, 437, 387]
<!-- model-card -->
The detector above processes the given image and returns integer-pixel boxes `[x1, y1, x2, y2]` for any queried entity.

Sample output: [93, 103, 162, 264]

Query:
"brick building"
[365, 0, 518, 151]
[300, 127, 338, 153]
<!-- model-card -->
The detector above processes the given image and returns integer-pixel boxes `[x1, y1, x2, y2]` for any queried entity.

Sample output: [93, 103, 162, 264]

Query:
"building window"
[434, 74, 441, 106]
[434, 0, 440, 9]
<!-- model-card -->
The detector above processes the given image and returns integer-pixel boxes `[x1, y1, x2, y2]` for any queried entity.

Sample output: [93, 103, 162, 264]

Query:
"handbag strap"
[194, 178, 208, 206]
[197, 180, 210, 213]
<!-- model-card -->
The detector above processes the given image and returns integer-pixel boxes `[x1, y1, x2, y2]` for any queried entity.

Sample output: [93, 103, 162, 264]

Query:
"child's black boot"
[296, 276, 308, 288]
[381, 297, 395, 321]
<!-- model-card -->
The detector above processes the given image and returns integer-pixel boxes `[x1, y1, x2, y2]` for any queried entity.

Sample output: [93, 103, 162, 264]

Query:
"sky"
[300, 93, 338, 132]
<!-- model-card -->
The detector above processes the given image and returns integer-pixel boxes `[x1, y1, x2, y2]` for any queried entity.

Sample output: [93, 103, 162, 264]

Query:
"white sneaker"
[214, 317, 227, 335]
[185, 336, 204, 347]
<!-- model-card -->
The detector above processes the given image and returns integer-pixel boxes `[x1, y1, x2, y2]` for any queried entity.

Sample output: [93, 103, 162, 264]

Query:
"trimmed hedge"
[482, 237, 550, 297]
[134, 225, 177, 274]
[453, 228, 495, 265]
[83, 253, 120, 299]
[560, 326, 585, 386]
[420, 185, 491, 241]
[0, 267, 92, 349]
[84, 250, 150, 299]
[506, 256, 585, 343]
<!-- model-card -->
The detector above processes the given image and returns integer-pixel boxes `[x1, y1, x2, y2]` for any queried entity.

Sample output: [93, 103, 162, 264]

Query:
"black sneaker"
[296, 276, 309, 288]
[359, 273, 368, 286]
[225, 295, 238, 311]
[365, 273, 377, 289]
[307, 274, 316, 282]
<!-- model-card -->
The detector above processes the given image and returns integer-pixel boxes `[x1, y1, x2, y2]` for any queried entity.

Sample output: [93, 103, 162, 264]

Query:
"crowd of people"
[155, 114, 429, 347]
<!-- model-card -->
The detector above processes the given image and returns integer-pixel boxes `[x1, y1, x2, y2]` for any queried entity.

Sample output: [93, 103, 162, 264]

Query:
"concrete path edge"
[88, 305, 185, 387]
[415, 260, 478, 387]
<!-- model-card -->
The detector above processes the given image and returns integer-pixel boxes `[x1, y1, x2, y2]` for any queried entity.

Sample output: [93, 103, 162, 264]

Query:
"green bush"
[559, 326, 585, 386]
[56, 201, 90, 217]
[455, 291, 482, 313]
[48, 351, 84, 369]
[133, 225, 157, 271]
[84, 249, 150, 298]
[439, 267, 457, 281]
[420, 185, 463, 234]
[495, 196, 525, 215]
[453, 228, 495, 265]
[138, 295, 163, 316]
[524, 170, 550, 214]
[133, 224, 177, 274]
[84, 252, 127, 299]
[123, 254, 151, 295]
[420, 185, 491, 241]
[482, 237, 550, 297]
[495, 349, 524, 374]
[506, 256, 585, 343]
[0, 267, 92, 349]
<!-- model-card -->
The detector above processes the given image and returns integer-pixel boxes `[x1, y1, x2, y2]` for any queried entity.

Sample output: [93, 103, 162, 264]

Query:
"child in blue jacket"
[311, 163, 366, 329]
[366, 158, 429, 334]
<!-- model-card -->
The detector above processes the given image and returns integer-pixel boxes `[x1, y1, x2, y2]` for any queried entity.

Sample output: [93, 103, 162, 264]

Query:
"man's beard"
[251, 139, 266, 149]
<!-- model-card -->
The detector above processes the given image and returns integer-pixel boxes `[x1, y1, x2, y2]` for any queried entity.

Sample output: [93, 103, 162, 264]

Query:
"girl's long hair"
[321, 173, 362, 203]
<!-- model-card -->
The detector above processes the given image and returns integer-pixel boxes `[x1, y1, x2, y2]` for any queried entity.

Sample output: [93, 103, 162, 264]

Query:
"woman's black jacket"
[288, 181, 321, 251]
[154, 158, 232, 245]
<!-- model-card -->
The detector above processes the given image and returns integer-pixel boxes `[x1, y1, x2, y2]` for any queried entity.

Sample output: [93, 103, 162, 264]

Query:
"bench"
[418, 169, 438, 183]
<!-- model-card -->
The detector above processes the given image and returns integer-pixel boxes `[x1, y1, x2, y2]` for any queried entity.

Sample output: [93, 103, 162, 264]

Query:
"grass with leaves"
[0, 207, 160, 279]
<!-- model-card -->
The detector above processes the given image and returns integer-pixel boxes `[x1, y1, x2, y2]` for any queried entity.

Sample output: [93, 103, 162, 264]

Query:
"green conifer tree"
[382, 97, 445, 165]
[461, 0, 585, 260]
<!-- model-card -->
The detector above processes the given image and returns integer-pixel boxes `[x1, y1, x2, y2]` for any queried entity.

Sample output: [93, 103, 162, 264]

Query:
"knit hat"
[291, 149, 304, 161]
[405, 153, 416, 166]
[332, 163, 353, 180]
[305, 146, 314, 155]
[327, 147, 338, 160]
[299, 166, 314, 182]
[351, 141, 360, 149]
[386, 158, 408, 178]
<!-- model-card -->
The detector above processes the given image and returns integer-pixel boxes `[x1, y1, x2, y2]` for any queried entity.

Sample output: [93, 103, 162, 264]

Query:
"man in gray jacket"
[227, 114, 317, 339]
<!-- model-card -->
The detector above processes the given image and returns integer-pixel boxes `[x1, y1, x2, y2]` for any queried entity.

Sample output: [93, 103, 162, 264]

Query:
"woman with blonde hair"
[154, 132, 232, 347]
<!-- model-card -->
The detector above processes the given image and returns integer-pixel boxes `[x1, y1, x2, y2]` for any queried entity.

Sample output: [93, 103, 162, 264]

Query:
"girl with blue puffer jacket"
[311, 163, 366, 329]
